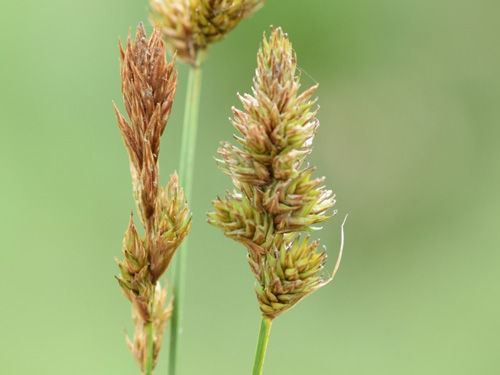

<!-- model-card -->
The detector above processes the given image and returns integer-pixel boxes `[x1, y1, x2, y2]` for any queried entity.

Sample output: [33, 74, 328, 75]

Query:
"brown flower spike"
[208, 28, 338, 318]
[149, 0, 267, 66]
[114, 24, 191, 370]
[113, 23, 177, 231]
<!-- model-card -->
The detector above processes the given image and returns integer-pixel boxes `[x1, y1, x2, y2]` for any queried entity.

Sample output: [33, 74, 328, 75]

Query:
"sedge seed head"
[114, 26, 191, 367]
[149, 0, 267, 67]
[209, 27, 338, 318]
[114, 23, 178, 228]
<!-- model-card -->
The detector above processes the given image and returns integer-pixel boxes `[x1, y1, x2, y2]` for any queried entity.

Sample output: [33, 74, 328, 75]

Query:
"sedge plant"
[113, 4, 345, 375]
[208, 27, 344, 375]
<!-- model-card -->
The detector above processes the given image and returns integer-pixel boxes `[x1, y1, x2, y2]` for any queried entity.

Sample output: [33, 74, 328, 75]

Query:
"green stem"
[168, 60, 203, 375]
[144, 320, 154, 375]
[252, 315, 274, 375]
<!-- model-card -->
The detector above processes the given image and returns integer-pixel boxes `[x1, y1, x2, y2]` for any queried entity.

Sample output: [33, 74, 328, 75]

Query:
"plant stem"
[252, 315, 274, 375]
[168, 60, 203, 375]
[144, 320, 154, 375]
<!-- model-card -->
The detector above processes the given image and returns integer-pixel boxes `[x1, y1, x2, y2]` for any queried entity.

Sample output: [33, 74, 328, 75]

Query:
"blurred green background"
[1, 0, 499, 374]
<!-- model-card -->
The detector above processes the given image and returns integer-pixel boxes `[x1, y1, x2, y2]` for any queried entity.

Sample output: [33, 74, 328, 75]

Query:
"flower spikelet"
[149, 0, 267, 66]
[150, 172, 192, 283]
[125, 283, 173, 370]
[113, 23, 178, 230]
[116, 214, 154, 322]
[208, 28, 337, 318]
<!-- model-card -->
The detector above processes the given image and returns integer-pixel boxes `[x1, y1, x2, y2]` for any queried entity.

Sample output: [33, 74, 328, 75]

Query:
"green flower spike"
[208, 27, 340, 319]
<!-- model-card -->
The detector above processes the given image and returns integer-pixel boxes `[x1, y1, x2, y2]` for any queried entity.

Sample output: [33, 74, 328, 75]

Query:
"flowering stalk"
[148, 2, 267, 374]
[113, 24, 191, 374]
[168, 56, 203, 375]
[208, 27, 342, 374]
